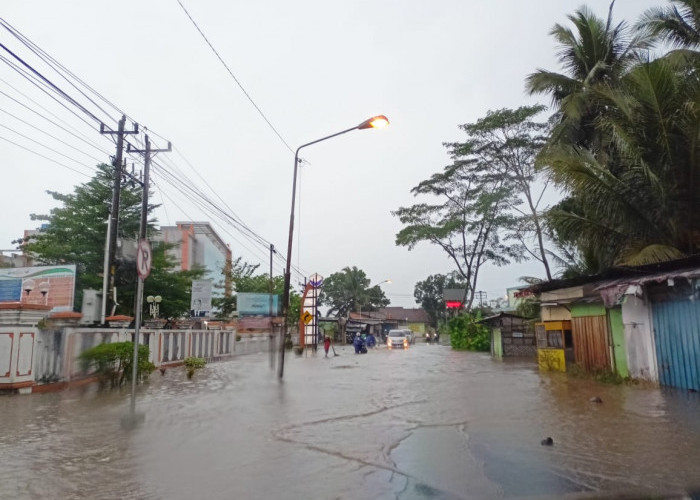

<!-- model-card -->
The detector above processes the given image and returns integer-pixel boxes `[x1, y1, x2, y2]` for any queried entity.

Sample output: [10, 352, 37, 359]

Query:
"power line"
[0, 107, 105, 164]
[0, 42, 102, 124]
[0, 135, 92, 178]
[0, 81, 110, 155]
[175, 0, 294, 154]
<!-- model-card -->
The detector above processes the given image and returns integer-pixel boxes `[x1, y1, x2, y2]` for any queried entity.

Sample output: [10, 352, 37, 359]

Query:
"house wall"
[541, 306, 571, 321]
[621, 295, 658, 382]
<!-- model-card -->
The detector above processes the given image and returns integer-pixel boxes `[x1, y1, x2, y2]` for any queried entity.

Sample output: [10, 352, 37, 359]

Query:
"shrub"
[79, 342, 155, 389]
[448, 312, 490, 352]
[184, 357, 206, 369]
[184, 356, 206, 379]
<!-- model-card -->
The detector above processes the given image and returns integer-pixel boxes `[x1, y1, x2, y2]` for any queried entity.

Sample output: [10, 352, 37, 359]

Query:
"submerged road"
[1, 343, 700, 499]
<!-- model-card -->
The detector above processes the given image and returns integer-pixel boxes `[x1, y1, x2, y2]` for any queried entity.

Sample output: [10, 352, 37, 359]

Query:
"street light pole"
[278, 115, 389, 379]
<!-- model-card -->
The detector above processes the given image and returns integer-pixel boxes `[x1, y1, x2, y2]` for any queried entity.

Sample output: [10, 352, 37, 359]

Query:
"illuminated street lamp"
[279, 115, 389, 378]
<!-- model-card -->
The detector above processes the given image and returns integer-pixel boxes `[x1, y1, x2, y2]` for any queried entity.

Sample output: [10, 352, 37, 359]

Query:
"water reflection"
[1, 348, 699, 499]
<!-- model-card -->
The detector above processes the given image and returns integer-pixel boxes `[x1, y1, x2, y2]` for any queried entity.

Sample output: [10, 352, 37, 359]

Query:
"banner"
[0, 265, 76, 312]
[190, 280, 213, 317]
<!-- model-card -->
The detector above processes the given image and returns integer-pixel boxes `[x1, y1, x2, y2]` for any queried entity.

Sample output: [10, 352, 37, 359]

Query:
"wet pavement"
[1, 343, 700, 499]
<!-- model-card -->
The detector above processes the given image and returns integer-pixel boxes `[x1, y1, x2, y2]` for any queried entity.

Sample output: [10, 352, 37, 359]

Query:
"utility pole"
[269, 244, 276, 369]
[476, 291, 488, 309]
[100, 116, 138, 323]
[125, 134, 170, 421]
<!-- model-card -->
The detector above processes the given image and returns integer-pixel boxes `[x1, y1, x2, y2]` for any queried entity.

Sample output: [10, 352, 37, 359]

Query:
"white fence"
[31, 328, 277, 387]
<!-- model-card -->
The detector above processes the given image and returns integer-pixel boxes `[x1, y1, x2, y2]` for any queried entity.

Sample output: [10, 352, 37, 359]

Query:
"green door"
[609, 307, 628, 377]
[492, 327, 502, 359]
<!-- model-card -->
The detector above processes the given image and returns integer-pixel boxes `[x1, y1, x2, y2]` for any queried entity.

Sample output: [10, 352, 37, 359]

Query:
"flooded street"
[1, 344, 699, 499]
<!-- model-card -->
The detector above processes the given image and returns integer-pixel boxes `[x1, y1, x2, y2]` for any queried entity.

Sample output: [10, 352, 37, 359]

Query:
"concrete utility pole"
[125, 134, 171, 420]
[100, 116, 138, 323]
[476, 291, 488, 309]
[269, 243, 275, 369]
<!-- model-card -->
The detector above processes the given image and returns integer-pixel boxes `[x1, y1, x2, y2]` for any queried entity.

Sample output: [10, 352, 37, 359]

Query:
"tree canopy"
[21, 163, 204, 318]
[318, 266, 390, 317]
[413, 272, 467, 327]
[532, 1, 700, 271]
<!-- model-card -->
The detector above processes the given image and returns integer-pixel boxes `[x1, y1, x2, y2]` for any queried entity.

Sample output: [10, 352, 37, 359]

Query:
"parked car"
[386, 329, 409, 350]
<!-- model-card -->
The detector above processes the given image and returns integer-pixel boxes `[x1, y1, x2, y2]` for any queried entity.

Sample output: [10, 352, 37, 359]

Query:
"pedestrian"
[353, 333, 364, 354]
[323, 336, 331, 357]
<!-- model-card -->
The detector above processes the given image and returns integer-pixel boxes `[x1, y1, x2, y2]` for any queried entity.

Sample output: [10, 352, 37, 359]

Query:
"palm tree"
[638, 0, 700, 50]
[542, 54, 700, 266]
[526, 3, 649, 151]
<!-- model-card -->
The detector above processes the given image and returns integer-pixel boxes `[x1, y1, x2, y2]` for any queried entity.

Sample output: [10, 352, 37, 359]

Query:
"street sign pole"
[124, 238, 152, 428]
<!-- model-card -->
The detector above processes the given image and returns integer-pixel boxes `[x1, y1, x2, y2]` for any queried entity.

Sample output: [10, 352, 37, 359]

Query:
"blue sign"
[0, 279, 21, 302]
[238, 293, 279, 317]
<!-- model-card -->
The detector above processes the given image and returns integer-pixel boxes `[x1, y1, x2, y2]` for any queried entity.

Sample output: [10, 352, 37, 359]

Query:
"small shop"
[535, 320, 573, 372]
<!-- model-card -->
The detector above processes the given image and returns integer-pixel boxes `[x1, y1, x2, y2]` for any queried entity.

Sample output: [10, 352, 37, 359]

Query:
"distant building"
[154, 221, 232, 283]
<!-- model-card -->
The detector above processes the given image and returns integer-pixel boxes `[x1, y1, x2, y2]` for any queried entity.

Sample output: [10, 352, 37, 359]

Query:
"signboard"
[302, 310, 313, 324]
[444, 289, 466, 309]
[136, 239, 152, 279]
[0, 265, 76, 312]
[309, 273, 324, 288]
[190, 279, 213, 317]
[237, 292, 279, 317]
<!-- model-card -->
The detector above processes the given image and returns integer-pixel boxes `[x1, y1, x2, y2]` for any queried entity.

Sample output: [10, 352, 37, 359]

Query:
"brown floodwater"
[1, 344, 699, 499]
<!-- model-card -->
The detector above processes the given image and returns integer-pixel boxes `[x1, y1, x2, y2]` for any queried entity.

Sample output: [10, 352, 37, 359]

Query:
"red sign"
[445, 301, 462, 309]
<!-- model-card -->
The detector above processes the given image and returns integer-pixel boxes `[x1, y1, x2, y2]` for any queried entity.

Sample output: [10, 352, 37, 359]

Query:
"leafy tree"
[21, 163, 204, 317]
[319, 266, 390, 317]
[448, 312, 490, 351]
[467, 106, 554, 279]
[414, 272, 466, 327]
[393, 113, 526, 310]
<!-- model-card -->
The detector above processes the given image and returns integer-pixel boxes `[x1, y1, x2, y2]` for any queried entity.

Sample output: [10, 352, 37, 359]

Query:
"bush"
[184, 356, 206, 379]
[448, 312, 490, 352]
[79, 342, 155, 389]
[184, 357, 206, 369]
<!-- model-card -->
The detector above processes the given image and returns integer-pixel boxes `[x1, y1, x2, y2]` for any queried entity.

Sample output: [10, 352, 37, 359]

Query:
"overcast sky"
[2, 0, 663, 308]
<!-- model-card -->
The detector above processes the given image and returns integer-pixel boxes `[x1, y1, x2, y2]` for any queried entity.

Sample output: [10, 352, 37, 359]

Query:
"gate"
[652, 300, 700, 391]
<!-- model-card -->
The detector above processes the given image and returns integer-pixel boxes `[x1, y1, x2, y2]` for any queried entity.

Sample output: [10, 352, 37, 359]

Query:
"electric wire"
[0, 43, 102, 124]
[0, 107, 105, 164]
[150, 159, 306, 278]
[0, 135, 92, 178]
[152, 177, 286, 277]
[175, 0, 294, 154]
[0, 19, 119, 127]
[0, 122, 98, 172]
[1, 17, 309, 283]
[0, 53, 106, 133]
[0, 81, 111, 156]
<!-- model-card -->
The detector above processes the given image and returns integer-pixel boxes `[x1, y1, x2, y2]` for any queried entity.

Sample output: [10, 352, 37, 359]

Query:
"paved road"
[1, 343, 700, 499]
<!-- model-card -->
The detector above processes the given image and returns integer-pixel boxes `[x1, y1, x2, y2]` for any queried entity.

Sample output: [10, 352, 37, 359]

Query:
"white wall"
[621, 295, 658, 382]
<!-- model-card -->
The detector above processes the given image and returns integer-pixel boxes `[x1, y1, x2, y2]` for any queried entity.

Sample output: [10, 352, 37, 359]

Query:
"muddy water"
[1, 345, 699, 499]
